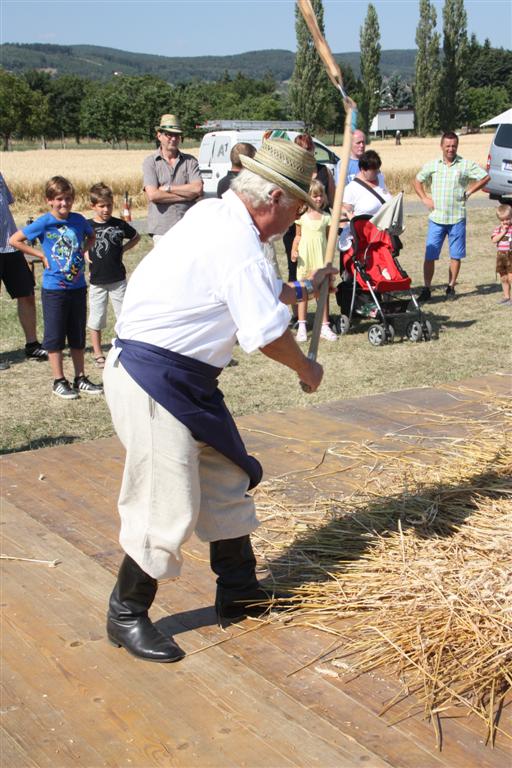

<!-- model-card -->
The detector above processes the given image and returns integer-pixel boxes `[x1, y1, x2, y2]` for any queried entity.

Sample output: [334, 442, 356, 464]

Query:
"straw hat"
[155, 114, 182, 133]
[240, 139, 317, 207]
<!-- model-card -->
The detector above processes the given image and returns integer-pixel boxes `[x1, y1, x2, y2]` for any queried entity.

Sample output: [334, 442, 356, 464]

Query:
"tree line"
[290, 0, 511, 137]
[1, 0, 510, 150]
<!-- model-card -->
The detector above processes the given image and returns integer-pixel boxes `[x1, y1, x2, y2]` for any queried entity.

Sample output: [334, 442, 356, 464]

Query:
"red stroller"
[335, 215, 433, 345]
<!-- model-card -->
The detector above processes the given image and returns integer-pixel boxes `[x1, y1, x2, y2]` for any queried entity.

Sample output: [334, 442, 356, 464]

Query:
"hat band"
[273, 169, 310, 195]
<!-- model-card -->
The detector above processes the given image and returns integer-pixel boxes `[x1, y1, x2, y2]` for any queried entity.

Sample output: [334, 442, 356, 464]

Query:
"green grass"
[1, 208, 510, 455]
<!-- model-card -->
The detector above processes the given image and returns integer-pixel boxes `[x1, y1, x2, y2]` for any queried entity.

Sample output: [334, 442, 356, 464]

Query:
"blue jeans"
[425, 219, 466, 261]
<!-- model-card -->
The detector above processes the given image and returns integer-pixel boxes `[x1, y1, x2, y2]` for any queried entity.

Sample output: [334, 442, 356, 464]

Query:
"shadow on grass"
[1, 434, 79, 455]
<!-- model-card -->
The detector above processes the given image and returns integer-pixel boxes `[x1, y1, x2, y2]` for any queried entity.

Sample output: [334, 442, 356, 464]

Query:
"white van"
[484, 122, 512, 201]
[197, 121, 340, 197]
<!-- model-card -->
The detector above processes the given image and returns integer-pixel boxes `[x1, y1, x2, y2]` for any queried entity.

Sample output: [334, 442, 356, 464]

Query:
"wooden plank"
[2, 374, 510, 766]
[0, 728, 40, 768]
[1, 501, 391, 767]
[160, 548, 511, 768]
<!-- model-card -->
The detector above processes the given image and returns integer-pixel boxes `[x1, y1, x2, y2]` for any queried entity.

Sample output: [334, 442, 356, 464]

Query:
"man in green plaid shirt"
[413, 132, 489, 301]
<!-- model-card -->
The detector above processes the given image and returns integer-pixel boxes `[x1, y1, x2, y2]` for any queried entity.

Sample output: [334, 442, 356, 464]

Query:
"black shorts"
[41, 287, 87, 351]
[0, 251, 35, 298]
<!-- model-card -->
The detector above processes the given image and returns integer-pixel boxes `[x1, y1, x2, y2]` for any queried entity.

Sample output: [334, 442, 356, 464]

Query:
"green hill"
[0, 43, 417, 82]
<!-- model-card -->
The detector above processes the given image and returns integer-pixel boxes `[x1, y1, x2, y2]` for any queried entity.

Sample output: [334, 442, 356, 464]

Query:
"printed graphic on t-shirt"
[92, 225, 125, 259]
[47, 224, 84, 284]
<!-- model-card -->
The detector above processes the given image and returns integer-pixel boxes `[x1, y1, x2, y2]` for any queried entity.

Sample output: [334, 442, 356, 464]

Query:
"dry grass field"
[4, 134, 493, 219]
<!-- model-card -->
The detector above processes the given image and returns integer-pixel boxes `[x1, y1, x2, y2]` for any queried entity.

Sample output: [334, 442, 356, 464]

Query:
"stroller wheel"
[421, 319, 433, 341]
[336, 314, 350, 335]
[368, 323, 387, 346]
[406, 320, 423, 342]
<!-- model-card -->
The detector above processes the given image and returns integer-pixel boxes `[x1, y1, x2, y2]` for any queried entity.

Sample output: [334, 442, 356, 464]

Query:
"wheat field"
[4, 134, 493, 218]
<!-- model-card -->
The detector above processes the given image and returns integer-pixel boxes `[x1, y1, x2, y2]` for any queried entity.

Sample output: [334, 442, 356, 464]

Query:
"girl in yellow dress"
[291, 180, 337, 342]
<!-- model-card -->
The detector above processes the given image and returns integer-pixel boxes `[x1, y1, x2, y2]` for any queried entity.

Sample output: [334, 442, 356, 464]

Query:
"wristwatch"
[166, 183, 172, 193]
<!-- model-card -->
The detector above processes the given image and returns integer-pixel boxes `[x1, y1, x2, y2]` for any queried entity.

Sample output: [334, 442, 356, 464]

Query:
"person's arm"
[291, 223, 301, 262]
[122, 232, 140, 253]
[9, 230, 48, 268]
[413, 177, 435, 210]
[146, 180, 203, 204]
[465, 175, 491, 199]
[83, 232, 95, 264]
[279, 264, 338, 306]
[341, 202, 354, 220]
[260, 329, 323, 393]
[491, 225, 507, 243]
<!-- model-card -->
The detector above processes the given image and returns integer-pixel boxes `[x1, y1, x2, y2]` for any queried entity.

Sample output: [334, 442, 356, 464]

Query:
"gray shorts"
[87, 280, 127, 331]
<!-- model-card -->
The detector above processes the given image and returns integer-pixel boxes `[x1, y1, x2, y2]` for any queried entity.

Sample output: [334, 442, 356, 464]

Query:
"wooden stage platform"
[1, 373, 511, 767]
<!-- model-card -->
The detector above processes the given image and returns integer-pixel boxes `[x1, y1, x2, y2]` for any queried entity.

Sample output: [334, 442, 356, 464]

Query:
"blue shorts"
[425, 219, 466, 261]
[42, 287, 87, 351]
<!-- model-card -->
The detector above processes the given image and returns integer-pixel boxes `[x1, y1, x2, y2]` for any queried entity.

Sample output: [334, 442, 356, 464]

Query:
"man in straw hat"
[142, 113, 203, 241]
[103, 139, 337, 663]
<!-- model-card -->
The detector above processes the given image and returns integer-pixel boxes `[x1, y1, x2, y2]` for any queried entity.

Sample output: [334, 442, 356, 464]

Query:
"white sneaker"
[321, 324, 338, 341]
[296, 324, 307, 343]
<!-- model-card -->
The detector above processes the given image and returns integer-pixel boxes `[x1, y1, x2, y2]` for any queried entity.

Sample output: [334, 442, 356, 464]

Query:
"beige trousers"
[103, 351, 259, 579]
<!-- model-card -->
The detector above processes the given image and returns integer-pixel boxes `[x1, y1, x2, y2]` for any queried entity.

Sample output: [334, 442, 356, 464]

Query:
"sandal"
[94, 355, 106, 369]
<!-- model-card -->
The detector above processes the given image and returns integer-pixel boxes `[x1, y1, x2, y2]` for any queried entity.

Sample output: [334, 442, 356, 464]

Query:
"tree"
[465, 35, 512, 99]
[0, 69, 39, 150]
[380, 73, 413, 109]
[289, 0, 329, 131]
[323, 63, 359, 142]
[49, 75, 89, 144]
[414, 0, 441, 136]
[465, 86, 509, 128]
[439, 0, 468, 131]
[359, 4, 382, 135]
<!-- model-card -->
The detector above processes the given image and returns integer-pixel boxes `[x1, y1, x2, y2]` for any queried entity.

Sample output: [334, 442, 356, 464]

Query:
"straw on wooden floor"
[251, 389, 512, 745]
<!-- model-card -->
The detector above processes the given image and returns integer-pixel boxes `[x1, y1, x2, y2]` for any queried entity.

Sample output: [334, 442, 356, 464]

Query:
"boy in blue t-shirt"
[10, 176, 103, 399]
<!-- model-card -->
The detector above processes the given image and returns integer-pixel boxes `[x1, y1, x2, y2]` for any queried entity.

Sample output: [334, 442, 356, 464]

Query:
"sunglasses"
[160, 131, 181, 138]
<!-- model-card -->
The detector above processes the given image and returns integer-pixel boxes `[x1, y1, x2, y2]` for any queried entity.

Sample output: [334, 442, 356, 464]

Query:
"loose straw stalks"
[251, 390, 512, 745]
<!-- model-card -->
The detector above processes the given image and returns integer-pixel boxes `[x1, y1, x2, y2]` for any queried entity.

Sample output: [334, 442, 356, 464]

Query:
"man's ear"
[269, 188, 283, 205]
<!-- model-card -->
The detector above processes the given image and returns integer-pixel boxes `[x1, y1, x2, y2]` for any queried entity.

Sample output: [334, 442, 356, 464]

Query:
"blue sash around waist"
[114, 338, 262, 490]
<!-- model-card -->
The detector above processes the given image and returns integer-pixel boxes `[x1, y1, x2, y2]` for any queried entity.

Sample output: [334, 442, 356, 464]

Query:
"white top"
[116, 190, 289, 368]
[339, 179, 391, 250]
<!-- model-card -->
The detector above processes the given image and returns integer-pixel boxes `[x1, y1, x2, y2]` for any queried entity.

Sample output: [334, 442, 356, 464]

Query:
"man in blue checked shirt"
[413, 132, 490, 301]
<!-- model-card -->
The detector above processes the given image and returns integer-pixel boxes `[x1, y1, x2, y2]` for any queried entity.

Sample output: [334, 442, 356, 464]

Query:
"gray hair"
[231, 169, 296, 209]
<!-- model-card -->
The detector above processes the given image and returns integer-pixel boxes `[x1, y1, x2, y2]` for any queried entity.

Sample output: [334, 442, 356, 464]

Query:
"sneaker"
[25, 342, 48, 361]
[73, 375, 103, 395]
[296, 324, 307, 343]
[417, 287, 431, 302]
[320, 324, 338, 341]
[53, 378, 79, 400]
[497, 297, 511, 305]
[445, 285, 456, 298]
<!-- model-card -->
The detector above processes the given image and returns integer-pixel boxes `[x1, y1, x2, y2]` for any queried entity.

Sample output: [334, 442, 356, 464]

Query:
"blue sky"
[1, 1, 511, 56]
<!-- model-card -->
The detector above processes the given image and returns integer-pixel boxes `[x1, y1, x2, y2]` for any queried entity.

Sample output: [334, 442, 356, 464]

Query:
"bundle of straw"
[253, 389, 512, 745]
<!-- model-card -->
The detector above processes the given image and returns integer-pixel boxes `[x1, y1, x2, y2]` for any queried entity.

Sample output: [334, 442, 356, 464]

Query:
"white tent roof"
[480, 108, 512, 127]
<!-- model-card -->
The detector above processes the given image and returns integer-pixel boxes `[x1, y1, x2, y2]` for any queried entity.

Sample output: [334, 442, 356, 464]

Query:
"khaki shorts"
[496, 250, 512, 276]
[103, 351, 259, 579]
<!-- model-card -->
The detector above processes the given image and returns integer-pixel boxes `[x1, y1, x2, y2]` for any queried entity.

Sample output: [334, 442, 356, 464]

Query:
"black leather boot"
[107, 555, 184, 662]
[210, 535, 289, 620]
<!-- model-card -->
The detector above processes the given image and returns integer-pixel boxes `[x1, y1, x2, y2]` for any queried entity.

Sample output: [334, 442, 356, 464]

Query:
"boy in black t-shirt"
[86, 183, 139, 367]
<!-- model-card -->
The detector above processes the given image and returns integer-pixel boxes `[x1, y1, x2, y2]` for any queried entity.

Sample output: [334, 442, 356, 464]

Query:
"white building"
[370, 109, 415, 137]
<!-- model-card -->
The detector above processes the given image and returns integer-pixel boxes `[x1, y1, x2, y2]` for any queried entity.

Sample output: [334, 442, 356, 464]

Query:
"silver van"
[198, 123, 339, 197]
[485, 123, 512, 200]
